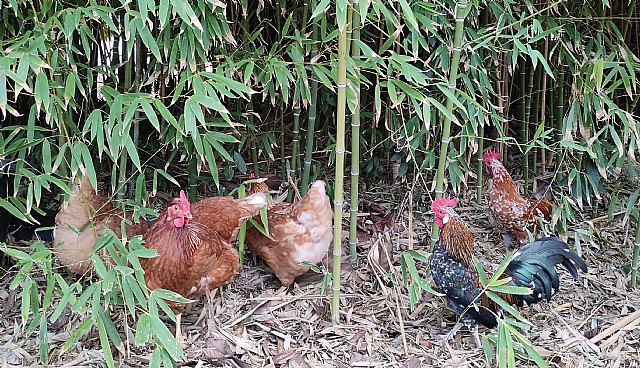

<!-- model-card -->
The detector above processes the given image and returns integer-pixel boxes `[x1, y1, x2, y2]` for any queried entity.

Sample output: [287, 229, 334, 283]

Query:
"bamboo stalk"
[118, 28, 133, 200]
[331, 3, 350, 326]
[248, 99, 260, 175]
[539, 0, 550, 175]
[301, 0, 320, 197]
[632, 211, 640, 288]
[532, 63, 542, 177]
[237, 184, 248, 265]
[279, 99, 286, 175]
[622, 0, 637, 42]
[523, 63, 535, 194]
[430, 0, 470, 247]
[555, 67, 565, 167]
[187, 155, 198, 201]
[349, 16, 362, 263]
[288, 102, 301, 201]
[476, 122, 485, 204]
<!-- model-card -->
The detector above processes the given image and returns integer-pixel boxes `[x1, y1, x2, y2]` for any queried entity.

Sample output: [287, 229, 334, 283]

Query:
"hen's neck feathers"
[148, 213, 207, 255]
[490, 160, 518, 194]
[439, 216, 475, 267]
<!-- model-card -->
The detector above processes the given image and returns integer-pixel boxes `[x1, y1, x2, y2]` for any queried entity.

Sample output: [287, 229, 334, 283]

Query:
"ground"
[0, 182, 639, 367]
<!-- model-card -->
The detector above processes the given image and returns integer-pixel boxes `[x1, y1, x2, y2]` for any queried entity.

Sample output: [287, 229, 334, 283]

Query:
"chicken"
[244, 180, 333, 287]
[190, 190, 269, 243]
[54, 175, 150, 274]
[140, 190, 264, 345]
[483, 149, 553, 246]
[430, 197, 587, 347]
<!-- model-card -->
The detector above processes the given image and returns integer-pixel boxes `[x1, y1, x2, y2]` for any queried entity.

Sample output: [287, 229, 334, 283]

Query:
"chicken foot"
[438, 322, 463, 343]
[438, 322, 482, 348]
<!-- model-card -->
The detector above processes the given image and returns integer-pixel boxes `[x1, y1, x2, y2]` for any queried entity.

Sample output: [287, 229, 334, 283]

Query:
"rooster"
[54, 175, 150, 274]
[244, 180, 333, 287]
[483, 150, 553, 246]
[430, 197, 587, 347]
[141, 189, 266, 345]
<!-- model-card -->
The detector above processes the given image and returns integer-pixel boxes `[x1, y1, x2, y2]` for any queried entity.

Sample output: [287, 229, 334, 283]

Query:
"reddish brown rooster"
[140, 190, 266, 345]
[54, 175, 150, 274]
[244, 180, 333, 287]
[430, 197, 587, 346]
[482, 150, 553, 246]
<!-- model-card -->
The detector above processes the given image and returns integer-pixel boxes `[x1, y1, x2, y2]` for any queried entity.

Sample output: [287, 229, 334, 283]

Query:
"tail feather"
[506, 236, 587, 306]
[236, 192, 267, 220]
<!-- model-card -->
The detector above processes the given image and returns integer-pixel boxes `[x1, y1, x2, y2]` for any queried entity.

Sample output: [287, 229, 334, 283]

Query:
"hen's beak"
[184, 211, 193, 220]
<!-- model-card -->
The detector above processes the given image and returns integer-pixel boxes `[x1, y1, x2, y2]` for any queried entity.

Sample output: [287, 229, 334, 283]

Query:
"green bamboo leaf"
[159, 0, 169, 28]
[138, 24, 162, 60]
[140, 98, 160, 132]
[507, 324, 550, 368]
[311, 0, 331, 20]
[124, 135, 142, 170]
[559, 139, 596, 158]
[21, 277, 32, 324]
[96, 311, 115, 368]
[397, 0, 419, 31]
[34, 71, 50, 113]
[427, 97, 458, 125]
[490, 285, 532, 295]
[63, 318, 94, 351]
[0, 197, 29, 222]
[608, 125, 624, 158]
[153, 99, 179, 129]
[172, 0, 203, 31]
[39, 314, 49, 363]
[135, 314, 153, 345]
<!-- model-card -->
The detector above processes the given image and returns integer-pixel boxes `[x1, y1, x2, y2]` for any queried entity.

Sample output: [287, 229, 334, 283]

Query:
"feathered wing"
[430, 240, 499, 329]
[504, 236, 587, 306]
[141, 214, 239, 313]
[486, 156, 553, 244]
[190, 192, 267, 242]
[245, 180, 333, 286]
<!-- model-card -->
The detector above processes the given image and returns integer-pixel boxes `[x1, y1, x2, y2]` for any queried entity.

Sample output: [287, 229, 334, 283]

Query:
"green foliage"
[1, 0, 639, 366]
[1, 228, 186, 367]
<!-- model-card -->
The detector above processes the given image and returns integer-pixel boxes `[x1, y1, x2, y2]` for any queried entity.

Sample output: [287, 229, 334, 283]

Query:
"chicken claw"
[437, 322, 463, 343]
[438, 322, 482, 348]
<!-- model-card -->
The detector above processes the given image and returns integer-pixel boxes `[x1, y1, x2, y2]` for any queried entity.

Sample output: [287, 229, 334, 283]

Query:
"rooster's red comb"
[431, 197, 458, 212]
[482, 149, 501, 163]
[179, 190, 191, 212]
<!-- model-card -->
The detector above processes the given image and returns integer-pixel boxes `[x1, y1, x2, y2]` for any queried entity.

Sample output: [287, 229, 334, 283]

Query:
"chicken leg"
[438, 322, 482, 348]
[175, 313, 185, 348]
[438, 322, 463, 343]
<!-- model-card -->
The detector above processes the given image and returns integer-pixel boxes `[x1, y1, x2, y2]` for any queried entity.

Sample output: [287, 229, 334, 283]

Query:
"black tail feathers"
[506, 236, 587, 306]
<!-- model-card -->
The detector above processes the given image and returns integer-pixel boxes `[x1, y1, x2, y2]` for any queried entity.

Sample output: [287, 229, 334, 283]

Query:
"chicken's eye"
[173, 205, 179, 211]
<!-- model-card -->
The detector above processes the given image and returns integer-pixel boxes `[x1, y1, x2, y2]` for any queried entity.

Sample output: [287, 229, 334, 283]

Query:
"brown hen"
[54, 175, 149, 274]
[141, 190, 266, 345]
[245, 180, 333, 287]
[482, 150, 553, 246]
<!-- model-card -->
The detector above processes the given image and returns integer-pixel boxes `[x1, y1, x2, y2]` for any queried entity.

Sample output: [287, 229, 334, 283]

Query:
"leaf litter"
[0, 180, 639, 367]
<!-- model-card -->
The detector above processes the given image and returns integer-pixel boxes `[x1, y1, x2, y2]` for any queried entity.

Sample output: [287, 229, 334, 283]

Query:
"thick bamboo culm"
[301, 0, 320, 197]
[349, 19, 362, 263]
[430, 0, 470, 248]
[331, 3, 350, 325]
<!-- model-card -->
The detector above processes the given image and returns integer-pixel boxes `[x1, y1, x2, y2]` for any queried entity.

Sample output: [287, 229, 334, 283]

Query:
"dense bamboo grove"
[1, 0, 639, 366]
